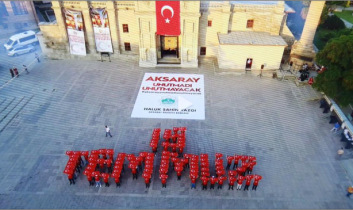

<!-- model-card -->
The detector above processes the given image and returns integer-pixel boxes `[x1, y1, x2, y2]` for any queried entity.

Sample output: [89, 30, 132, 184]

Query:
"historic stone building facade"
[37, 1, 301, 71]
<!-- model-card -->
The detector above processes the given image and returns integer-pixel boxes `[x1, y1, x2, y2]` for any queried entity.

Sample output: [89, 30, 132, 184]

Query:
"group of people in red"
[63, 127, 263, 191]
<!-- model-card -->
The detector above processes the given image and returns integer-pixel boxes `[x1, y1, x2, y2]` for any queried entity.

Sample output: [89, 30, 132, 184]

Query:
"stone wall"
[218, 44, 285, 70]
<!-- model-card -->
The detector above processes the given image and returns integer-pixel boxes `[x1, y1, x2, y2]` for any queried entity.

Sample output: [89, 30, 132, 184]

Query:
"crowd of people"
[63, 127, 263, 192]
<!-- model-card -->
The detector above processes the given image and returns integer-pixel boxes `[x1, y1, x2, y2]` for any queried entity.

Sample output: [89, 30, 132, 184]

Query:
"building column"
[51, 1, 69, 52]
[220, 1, 231, 34]
[290, 1, 325, 65]
[80, 1, 96, 55]
[106, 1, 120, 54]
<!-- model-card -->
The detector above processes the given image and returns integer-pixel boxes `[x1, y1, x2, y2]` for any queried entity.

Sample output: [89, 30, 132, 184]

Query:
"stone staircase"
[0, 95, 34, 133]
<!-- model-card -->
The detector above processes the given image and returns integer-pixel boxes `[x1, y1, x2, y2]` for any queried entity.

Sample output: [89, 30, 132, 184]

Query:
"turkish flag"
[156, 1, 180, 35]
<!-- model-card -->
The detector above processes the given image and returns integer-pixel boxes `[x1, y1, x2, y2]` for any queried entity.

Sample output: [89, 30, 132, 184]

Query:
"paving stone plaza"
[0, 58, 352, 209]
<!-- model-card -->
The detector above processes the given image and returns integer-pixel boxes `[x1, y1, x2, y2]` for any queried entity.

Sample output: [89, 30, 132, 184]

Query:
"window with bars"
[124, 42, 131, 51]
[208, 20, 212, 27]
[247, 19, 254, 28]
[11, 2, 28, 15]
[200, 47, 206, 56]
[122, 24, 129, 33]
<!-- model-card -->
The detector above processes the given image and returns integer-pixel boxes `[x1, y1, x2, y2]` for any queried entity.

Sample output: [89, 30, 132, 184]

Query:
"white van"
[4, 31, 38, 51]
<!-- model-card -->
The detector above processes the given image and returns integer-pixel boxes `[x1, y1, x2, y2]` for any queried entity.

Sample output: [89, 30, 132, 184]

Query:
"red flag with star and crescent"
[156, 1, 180, 35]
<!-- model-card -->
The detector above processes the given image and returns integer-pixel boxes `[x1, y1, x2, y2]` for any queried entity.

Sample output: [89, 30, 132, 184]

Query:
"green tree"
[313, 35, 353, 106]
[319, 5, 329, 25]
[322, 15, 346, 30]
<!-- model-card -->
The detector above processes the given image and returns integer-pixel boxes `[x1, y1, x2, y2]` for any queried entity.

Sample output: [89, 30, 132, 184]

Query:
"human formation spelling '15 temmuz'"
[64, 127, 262, 190]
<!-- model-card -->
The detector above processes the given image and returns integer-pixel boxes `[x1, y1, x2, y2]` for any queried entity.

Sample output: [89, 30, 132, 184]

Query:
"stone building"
[0, 1, 38, 38]
[38, 1, 299, 71]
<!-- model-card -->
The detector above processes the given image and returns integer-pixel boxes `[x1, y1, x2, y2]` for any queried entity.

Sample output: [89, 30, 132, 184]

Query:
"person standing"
[35, 53, 40, 62]
[236, 175, 245, 190]
[210, 176, 217, 189]
[228, 176, 236, 190]
[9, 68, 14, 78]
[68, 172, 75, 185]
[244, 175, 254, 191]
[132, 165, 138, 180]
[102, 173, 110, 187]
[13, 67, 19, 77]
[160, 174, 168, 188]
[218, 176, 226, 189]
[190, 175, 197, 189]
[252, 174, 262, 191]
[95, 173, 102, 188]
[347, 186, 353, 198]
[331, 122, 340, 133]
[201, 176, 209, 190]
[233, 154, 241, 169]
[23, 65, 29, 74]
[105, 126, 113, 137]
[226, 156, 233, 170]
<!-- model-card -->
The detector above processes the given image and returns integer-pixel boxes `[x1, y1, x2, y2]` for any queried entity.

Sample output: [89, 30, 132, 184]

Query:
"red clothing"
[105, 159, 112, 167]
[241, 162, 249, 169]
[131, 168, 137, 174]
[240, 155, 248, 163]
[249, 161, 257, 171]
[161, 178, 167, 184]
[201, 176, 209, 185]
[114, 177, 120, 183]
[177, 171, 182, 176]
[191, 178, 197, 184]
[210, 177, 218, 184]
[253, 175, 262, 186]
[228, 176, 236, 185]
[248, 156, 256, 162]
[227, 156, 234, 164]
[237, 175, 245, 185]
[228, 170, 237, 177]
[245, 175, 254, 185]
[68, 174, 73, 179]
[215, 153, 223, 159]
[218, 176, 227, 185]
[102, 173, 109, 183]
[234, 155, 241, 164]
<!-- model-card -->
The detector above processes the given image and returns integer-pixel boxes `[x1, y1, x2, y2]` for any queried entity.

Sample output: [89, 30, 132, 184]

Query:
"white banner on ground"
[90, 7, 113, 53]
[131, 73, 205, 120]
[64, 9, 86, 56]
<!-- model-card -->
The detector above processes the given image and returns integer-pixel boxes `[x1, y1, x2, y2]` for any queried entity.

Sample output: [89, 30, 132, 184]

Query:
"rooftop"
[218, 31, 288, 46]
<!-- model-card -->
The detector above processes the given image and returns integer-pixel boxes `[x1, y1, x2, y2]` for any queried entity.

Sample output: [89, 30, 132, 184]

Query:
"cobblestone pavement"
[0, 58, 352, 209]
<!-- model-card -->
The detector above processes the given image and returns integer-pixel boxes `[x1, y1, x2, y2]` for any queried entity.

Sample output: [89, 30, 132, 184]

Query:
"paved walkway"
[0, 58, 352, 209]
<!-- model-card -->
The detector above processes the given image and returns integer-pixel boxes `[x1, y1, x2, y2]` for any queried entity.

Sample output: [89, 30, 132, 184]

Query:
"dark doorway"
[246, 58, 253, 70]
[161, 36, 178, 58]
[158, 36, 180, 64]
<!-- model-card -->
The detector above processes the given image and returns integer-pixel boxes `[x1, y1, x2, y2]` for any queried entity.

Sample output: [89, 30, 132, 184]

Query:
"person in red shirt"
[83, 169, 94, 186]
[131, 164, 138, 180]
[236, 166, 247, 176]
[102, 173, 110, 187]
[236, 175, 245, 190]
[190, 175, 197, 189]
[175, 166, 183, 180]
[94, 172, 102, 188]
[248, 161, 257, 174]
[226, 156, 234, 170]
[216, 169, 225, 177]
[252, 174, 262, 190]
[244, 175, 254, 191]
[105, 159, 112, 173]
[112, 173, 121, 187]
[210, 176, 217, 189]
[218, 176, 227, 189]
[143, 172, 151, 188]
[160, 174, 168, 188]
[233, 154, 241, 169]
[228, 176, 236, 190]
[201, 176, 209, 190]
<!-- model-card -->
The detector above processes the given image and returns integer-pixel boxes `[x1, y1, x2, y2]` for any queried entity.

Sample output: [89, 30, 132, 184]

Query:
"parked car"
[4, 31, 38, 51]
[7, 45, 35, 57]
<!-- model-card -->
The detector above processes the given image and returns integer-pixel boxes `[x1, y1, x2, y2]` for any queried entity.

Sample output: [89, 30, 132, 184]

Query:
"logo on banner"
[161, 96, 176, 106]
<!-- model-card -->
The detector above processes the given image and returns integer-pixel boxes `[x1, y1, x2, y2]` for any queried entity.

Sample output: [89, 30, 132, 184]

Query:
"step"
[0, 97, 15, 115]
[0, 95, 34, 132]
[0, 97, 24, 124]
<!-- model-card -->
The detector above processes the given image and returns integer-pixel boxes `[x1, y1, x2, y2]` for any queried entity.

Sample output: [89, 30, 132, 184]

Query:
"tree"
[319, 5, 329, 26]
[313, 35, 353, 106]
[322, 15, 346, 30]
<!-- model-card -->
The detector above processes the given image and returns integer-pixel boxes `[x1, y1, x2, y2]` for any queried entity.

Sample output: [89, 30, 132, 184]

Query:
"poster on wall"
[131, 73, 205, 120]
[90, 7, 113, 53]
[64, 9, 86, 56]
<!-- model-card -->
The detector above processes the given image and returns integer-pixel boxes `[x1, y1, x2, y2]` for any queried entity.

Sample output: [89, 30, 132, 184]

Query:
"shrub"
[322, 15, 346, 30]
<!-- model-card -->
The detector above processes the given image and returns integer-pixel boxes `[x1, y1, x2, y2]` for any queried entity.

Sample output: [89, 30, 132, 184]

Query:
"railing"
[323, 94, 353, 136]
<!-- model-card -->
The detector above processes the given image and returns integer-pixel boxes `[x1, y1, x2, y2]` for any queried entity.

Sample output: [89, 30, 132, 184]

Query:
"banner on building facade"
[156, 1, 180, 36]
[64, 9, 86, 56]
[131, 73, 205, 120]
[90, 7, 113, 53]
